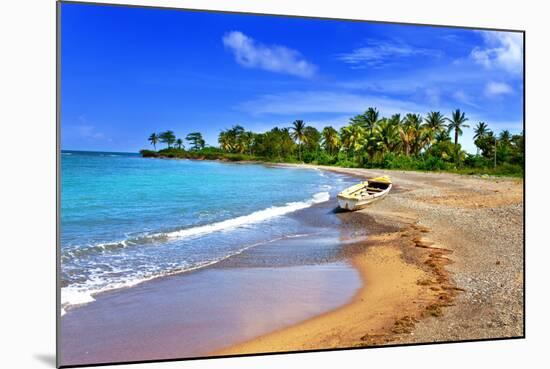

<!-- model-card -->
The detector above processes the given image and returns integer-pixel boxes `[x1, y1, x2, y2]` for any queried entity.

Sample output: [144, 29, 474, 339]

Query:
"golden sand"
[213, 167, 523, 354]
[214, 229, 451, 355]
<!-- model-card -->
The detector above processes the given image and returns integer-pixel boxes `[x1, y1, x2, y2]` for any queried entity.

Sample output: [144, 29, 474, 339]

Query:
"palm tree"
[424, 111, 447, 133]
[175, 138, 184, 150]
[159, 130, 176, 148]
[400, 114, 424, 156]
[148, 133, 159, 150]
[280, 128, 295, 158]
[241, 131, 255, 155]
[499, 130, 512, 145]
[446, 109, 469, 147]
[218, 131, 232, 152]
[388, 113, 403, 127]
[349, 107, 379, 134]
[186, 132, 205, 151]
[424, 111, 446, 148]
[473, 122, 490, 155]
[473, 122, 490, 140]
[476, 131, 496, 158]
[231, 125, 246, 153]
[303, 126, 321, 157]
[364, 107, 380, 134]
[340, 124, 366, 161]
[321, 126, 340, 155]
[290, 120, 306, 161]
[375, 118, 401, 154]
[435, 129, 451, 143]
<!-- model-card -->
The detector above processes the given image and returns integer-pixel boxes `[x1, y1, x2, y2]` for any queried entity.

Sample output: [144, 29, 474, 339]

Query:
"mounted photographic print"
[58, 1, 524, 367]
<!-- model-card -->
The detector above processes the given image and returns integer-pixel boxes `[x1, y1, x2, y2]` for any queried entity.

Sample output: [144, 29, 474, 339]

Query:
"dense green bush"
[464, 154, 492, 168]
[493, 163, 523, 176]
[157, 148, 186, 158]
[301, 150, 317, 163]
[314, 151, 338, 165]
[418, 155, 449, 171]
[139, 149, 159, 158]
[382, 153, 416, 170]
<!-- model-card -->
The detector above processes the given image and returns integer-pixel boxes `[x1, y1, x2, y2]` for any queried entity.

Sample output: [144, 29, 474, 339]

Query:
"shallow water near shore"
[60, 152, 365, 365]
[60, 260, 360, 365]
[61, 151, 356, 312]
[60, 228, 362, 366]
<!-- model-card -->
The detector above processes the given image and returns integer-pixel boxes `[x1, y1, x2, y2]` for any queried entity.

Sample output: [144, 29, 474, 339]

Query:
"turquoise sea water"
[61, 151, 352, 313]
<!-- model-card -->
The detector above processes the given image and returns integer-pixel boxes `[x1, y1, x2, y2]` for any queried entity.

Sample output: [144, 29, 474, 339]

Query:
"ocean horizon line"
[61, 149, 140, 155]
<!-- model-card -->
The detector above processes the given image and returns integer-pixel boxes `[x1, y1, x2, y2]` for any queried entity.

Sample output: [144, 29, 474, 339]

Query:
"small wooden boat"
[337, 176, 392, 211]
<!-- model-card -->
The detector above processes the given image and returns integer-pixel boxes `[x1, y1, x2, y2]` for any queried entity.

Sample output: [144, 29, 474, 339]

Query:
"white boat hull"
[337, 184, 392, 211]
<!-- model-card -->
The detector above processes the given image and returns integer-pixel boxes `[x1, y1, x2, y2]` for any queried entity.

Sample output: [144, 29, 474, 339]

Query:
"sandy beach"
[60, 165, 523, 366]
[216, 166, 524, 355]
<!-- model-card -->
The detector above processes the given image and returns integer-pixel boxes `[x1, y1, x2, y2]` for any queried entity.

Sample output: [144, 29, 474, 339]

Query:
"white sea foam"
[62, 254, 244, 313]
[66, 191, 332, 257]
[61, 235, 315, 312]
[60, 192, 331, 313]
[161, 191, 330, 241]
[61, 287, 96, 312]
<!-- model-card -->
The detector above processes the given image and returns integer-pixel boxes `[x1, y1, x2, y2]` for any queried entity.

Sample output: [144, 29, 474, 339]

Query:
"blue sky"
[61, 3, 524, 154]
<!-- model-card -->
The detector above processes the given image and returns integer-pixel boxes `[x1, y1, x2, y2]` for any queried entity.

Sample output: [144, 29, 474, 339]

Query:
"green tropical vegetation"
[148, 133, 159, 150]
[158, 130, 176, 148]
[140, 108, 524, 177]
[186, 132, 205, 151]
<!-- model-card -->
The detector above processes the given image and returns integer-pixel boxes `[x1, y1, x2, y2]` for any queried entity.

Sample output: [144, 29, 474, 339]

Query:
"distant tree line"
[141, 107, 524, 176]
[148, 130, 205, 151]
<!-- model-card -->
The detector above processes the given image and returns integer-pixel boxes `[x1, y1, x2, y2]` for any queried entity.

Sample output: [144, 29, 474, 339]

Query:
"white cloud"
[238, 91, 439, 117]
[424, 88, 442, 106]
[67, 116, 109, 142]
[77, 125, 104, 139]
[337, 40, 442, 68]
[336, 63, 488, 98]
[470, 31, 523, 75]
[72, 116, 106, 140]
[222, 31, 316, 78]
[485, 81, 514, 96]
[452, 90, 479, 108]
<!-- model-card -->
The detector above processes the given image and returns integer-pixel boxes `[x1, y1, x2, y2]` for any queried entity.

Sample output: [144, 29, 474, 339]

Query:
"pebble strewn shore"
[317, 166, 524, 343]
[217, 166, 523, 354]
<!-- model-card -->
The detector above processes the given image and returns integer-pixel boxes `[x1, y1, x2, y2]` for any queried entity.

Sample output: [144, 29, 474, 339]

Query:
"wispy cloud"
[338, 56, 523, 108]
[222, 31, 317, 78]
[453, 90, 479, 108]
[237, 90, 441, 117]
[70, 116, 111, 142]
[485, 81, 514, 97]
[470, 31, 523, 75]
[337, 39, 442, 68]
[77, 125, 105, 139]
